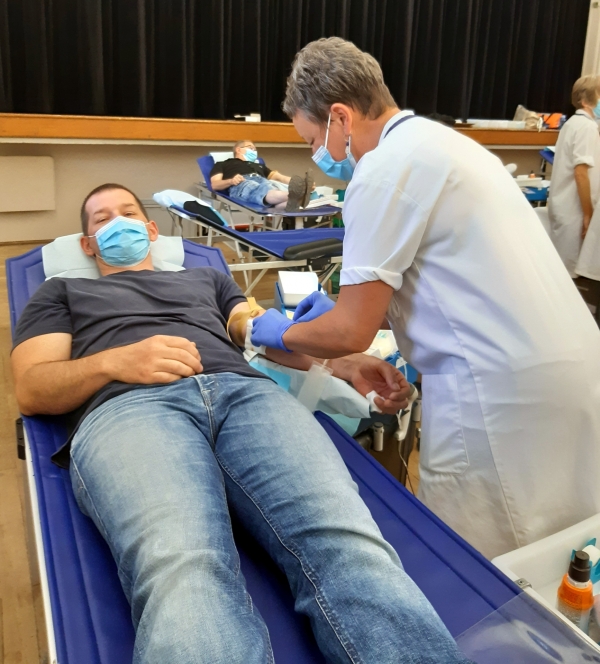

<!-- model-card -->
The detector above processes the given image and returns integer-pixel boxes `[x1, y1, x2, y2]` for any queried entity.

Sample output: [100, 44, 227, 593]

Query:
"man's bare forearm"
[16, 352, 113, 416]
[211, 178, 236, 191]
[265, 347, 360, 382]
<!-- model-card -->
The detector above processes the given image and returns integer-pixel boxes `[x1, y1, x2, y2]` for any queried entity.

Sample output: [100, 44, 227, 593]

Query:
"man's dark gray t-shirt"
[12, 268, 267, 467]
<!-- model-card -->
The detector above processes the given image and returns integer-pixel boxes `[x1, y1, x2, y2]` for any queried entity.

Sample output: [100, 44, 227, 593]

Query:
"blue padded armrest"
[181, 239, 231, 274]
[8, 240, 523, 664]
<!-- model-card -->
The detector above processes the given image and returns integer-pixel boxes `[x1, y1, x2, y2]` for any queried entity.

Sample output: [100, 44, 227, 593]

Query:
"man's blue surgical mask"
[245, 148, 258, 162]
[91, 216, 151, 267]
[593, 101, 600, 120]
[312, 114, 356, 181]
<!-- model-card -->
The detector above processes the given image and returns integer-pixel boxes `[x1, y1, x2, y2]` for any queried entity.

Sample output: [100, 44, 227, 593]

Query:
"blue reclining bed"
[197, 155, 341, 230]
[9, 240, 596, 663]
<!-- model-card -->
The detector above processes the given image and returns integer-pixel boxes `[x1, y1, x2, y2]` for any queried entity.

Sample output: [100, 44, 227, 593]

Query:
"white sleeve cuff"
[574, 156, 595, 168]
[340, 266, 403, 290]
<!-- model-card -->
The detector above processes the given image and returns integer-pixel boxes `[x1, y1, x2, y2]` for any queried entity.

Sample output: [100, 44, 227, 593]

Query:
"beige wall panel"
[0, 143, 333, 242]
[0, 156, 55, 212]
[0, 142, 546, 243]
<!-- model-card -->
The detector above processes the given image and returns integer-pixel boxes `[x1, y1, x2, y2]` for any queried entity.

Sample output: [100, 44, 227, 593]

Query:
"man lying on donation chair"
[210, 139, 314, 212]
[11, 183, 471, 664]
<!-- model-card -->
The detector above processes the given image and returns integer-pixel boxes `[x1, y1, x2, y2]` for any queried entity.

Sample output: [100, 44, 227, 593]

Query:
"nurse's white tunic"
[548, 111, 600, 277]
[341, 112, 600, 559]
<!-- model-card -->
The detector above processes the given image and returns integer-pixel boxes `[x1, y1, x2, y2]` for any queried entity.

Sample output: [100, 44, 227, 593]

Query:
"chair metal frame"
[167, 205, 342, 296]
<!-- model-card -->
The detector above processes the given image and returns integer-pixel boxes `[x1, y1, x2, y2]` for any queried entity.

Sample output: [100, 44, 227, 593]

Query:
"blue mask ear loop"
[326, 112, 353, 163]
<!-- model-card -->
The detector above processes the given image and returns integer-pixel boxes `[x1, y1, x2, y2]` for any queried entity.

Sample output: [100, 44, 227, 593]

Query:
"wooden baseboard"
[0, 240, 51, 246]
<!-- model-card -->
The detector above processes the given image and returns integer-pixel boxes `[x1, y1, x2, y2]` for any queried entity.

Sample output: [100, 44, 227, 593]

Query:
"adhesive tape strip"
[366, 390, 383, 414]
[245, 318, 266, 355]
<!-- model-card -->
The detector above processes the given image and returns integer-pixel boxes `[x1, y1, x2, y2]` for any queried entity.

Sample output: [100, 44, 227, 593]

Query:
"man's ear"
[80, 235, 95, 257]
[147, 220, 160, 242]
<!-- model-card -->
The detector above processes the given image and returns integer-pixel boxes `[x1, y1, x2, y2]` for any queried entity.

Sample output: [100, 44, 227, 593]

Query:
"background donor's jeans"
[229, 174, 278, 205]
[70, 372, 471, 664]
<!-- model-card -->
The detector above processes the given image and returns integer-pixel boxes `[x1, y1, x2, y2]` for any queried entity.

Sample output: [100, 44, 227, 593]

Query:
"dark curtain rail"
[0, 0, 590, 121]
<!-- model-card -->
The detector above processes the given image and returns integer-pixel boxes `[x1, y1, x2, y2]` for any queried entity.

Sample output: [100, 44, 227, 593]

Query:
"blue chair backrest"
[539, 148, 554, 165]
[198, 156, 217, 192]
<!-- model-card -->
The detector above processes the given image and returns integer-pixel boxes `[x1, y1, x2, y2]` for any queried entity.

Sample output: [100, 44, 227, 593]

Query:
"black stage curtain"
[0, 0, 590, 120]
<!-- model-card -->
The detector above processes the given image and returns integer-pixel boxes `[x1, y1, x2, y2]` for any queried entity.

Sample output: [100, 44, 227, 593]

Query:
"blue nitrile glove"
[251, 309, 294, 352]
[293, 291, 335, 323]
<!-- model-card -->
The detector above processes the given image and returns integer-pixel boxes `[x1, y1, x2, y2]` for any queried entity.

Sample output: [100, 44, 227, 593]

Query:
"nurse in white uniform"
[549, 75, 600, 277]
[251, 37, 600, 560]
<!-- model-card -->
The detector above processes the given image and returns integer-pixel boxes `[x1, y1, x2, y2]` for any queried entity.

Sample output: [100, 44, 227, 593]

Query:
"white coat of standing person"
[251, 37, 600, 559]
[548, 75, 600, 277]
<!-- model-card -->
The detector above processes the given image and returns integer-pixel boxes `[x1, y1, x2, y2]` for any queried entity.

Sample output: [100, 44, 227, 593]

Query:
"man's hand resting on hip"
[105, 335, 203, 384]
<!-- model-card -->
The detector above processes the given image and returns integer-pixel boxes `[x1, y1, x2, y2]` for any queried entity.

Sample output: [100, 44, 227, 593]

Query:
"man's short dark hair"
[233, 140, 253, 156]
[80, 183, 149, 235]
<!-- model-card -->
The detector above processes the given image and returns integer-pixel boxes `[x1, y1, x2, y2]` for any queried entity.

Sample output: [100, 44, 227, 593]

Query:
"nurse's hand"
[293, 291, 335, 323]
[251, 309, 294, 352]
[347, 355, 411, 414]
[582, 216, 591, 239]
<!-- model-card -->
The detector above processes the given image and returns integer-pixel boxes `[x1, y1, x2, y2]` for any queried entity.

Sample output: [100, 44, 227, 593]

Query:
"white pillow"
[210, 152, 234, 163]
[153, 189, 213, 210]
[42, 233, 185, 280]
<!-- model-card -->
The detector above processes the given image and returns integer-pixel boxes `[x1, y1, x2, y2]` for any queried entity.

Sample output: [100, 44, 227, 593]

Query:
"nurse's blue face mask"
[593, 101, 600, 120]
[312, 113, 356, 181]
[90, 216, 151, 267]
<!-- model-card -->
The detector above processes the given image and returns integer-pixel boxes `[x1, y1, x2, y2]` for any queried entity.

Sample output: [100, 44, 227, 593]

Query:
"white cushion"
[153, 189, 213, 210]
[153, 189, 230, 226]
[210, 152, 234, 163]
[42, 233, 185, 280]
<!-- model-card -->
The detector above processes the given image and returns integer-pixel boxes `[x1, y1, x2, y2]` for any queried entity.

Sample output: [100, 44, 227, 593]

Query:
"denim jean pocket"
[420, 373, 469, 475]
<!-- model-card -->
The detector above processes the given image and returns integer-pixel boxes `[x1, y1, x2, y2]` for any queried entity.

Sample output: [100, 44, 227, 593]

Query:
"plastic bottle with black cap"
[556, 550, 594, 634]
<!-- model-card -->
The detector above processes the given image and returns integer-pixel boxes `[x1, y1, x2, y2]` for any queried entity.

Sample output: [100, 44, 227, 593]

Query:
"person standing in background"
[549, 75, 600, 276]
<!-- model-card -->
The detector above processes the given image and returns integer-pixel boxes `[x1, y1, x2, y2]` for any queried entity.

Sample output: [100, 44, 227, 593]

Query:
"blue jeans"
[70, 373, 469, 664]
[229, 174, 276, 205]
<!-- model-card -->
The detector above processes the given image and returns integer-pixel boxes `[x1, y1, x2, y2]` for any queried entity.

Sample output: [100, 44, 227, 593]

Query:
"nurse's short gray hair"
[283, 37, 396, 124]
[572, 75, 600, 109]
